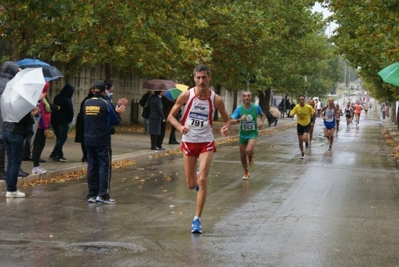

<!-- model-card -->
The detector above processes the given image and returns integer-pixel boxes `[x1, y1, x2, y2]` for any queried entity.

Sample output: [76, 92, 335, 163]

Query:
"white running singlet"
[324, 106, 335, 122]
[181, 88, 215, 143]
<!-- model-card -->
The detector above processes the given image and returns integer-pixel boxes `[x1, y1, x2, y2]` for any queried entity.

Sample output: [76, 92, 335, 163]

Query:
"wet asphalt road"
[1, 112, 399, 267]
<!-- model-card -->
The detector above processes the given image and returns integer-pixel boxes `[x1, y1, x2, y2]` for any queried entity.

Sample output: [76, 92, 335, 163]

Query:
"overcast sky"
[312, 2, 338, 37]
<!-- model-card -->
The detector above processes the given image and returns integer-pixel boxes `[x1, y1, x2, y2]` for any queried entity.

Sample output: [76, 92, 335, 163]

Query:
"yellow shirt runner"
[289, 104, 315, 126]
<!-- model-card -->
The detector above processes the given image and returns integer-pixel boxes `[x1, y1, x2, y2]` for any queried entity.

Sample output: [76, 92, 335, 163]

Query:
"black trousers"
[32, 129, 46, 167]
[156, 121, 166, 148]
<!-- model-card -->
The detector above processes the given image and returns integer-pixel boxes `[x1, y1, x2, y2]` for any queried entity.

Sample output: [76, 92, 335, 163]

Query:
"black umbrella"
[143, 79, 176, 91]
[22, 64, 63, 81]
[16, 58, 63, 81]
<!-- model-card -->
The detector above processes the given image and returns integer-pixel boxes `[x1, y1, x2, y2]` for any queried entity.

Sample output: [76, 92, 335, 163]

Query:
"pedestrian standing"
[381, 102, 386, 120]
[84, 81, 125, 204]
[0, 61, 20, 180]
[168, 109, 181, 144]
[167, 64, 232, 234]
[31, 82, 56, 174]
[289, 95, 315, 159]
[75, 86, 94, 162]
[148, 91, 165, 150]
[230, 91, 265, 180]
[2, 106, 39, 198]
[157, 96, 174, 149]
[103, 79, 128, 134]
[139, 90, 153, 134]
[49, 83, 75, 162]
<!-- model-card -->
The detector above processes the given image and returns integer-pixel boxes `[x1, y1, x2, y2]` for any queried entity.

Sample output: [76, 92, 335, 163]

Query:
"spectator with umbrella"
[0, 61, 20, 180]
[148, 91, 165, 150]
[1, 68, 44, 197]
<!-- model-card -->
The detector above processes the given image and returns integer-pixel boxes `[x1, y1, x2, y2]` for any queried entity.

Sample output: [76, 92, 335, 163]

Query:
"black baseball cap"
[93, 81, 107, 92]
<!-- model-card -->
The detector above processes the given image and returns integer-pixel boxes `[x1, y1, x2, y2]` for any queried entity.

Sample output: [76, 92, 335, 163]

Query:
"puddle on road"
[67, 242, 146, 253]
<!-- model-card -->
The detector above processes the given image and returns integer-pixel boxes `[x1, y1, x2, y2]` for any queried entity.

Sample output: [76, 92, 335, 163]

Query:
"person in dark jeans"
[49, 83, 75, 162]
[84, 81, 125, 204]
[0, 61, 20, 180]
[3, 108, 39, 198]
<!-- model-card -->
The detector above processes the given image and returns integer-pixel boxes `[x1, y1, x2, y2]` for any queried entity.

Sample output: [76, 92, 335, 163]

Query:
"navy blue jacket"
[83, 94, 120, 147]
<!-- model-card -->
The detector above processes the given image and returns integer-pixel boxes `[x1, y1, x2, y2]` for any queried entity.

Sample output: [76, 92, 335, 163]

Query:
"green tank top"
[240, 103, 258, 136]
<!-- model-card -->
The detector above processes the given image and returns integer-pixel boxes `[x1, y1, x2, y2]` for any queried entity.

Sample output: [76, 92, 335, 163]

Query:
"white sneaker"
[242, 171, 250, 180]
[6, 191, 25, 198]
[32, 166, 47, 174]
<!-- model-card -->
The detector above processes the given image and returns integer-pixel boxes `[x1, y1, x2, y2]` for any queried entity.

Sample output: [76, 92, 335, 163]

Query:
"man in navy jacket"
[84, 81, 125, 204]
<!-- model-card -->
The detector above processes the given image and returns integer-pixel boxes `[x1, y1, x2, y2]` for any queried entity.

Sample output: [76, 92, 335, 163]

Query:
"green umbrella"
[378, 61, 399, 87]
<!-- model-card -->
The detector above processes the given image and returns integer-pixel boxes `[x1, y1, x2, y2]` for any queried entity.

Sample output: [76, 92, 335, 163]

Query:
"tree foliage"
[324, 0, 399, 101]
[0, 0, 338, 101]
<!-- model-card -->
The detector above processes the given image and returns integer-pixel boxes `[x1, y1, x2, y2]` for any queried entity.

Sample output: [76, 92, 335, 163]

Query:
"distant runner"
[320, 98, 339, 150]
[230, 91, 265, 180]
[289, 95, 315, 159]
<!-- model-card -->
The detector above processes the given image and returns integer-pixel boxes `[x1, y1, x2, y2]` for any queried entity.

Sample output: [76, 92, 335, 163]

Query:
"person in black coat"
[74, 86, 94, 162]
[157, 96, 174, 148]
[148, 91, 165, 150]
[139, 90, 153, 134]
[49, 83, 75, 162]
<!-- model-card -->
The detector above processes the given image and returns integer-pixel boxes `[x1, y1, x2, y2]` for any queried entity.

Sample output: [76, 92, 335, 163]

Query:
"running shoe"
[6, 190, 25, 198]
[87, 197, 96, 203]
[32, 166, 47, 175]
[58, 157, 68, 162]
[328, 146, 332, 151]
[49, 155, 60, 162]
[300, 153, 305, 159]
[242, 171, 250, 180]
[248, 157, 254, 168]
[96, 196, 116, 204]
[191, 218, 202, 234]
[18, 170, 29, 177]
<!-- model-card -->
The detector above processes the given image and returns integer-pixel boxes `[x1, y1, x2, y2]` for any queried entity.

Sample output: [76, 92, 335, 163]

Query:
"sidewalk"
[0, 118, 297, 189]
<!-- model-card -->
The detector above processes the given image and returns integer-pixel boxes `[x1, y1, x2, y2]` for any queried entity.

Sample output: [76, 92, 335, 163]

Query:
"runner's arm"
[167, 91, 189, 134]
[215, 95, 232, 136]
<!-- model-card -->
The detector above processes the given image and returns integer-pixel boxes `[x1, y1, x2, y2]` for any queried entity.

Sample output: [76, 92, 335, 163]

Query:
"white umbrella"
[269, 107, 281, 118]
[1, 68, 45, 122]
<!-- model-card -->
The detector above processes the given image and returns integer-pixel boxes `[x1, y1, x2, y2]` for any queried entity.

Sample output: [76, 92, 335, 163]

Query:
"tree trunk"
[214, 84, 222, 121]
[232, 90, 238, 113]
[258, 88, 271, 112]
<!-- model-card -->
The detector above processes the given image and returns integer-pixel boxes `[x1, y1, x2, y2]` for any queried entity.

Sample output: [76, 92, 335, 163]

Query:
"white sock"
[194, 216, 200, 221]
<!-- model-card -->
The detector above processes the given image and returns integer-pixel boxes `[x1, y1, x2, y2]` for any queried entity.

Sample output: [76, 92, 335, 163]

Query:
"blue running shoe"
[191, 218, 202, 234]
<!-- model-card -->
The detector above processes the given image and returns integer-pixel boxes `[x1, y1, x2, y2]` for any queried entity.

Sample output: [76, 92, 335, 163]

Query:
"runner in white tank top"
[181, 88, 215, 143]
[167, 64, 232, 234]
